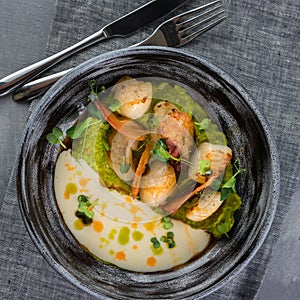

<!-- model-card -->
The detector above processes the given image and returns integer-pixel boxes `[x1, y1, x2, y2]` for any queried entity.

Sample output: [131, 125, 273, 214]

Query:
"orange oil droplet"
[115, 251, 126, 261]
[64, 191, 70, 200]
[131, 223, 138, 229]
[146, 256, 157, 267]
[64, 163, 75, 171]
[79, 177, 92, 187]
[125, 196, 132, 203]
[93, 221, 104, 233]
[143, 221, 157, 235]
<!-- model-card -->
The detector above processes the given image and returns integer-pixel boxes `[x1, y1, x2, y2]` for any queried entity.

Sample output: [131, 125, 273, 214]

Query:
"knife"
[0, 0, 188, 96]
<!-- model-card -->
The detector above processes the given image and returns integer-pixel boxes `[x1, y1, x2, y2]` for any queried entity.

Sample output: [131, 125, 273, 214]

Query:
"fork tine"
[180, 10, 225, 38]
[173, 0, 222, 24]
[177, 4, 223, 28]
[181, 14, 227, 46]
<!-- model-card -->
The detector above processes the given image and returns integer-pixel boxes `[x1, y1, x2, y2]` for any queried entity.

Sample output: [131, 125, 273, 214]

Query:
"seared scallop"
[113, 77, 152, 119]
[154, 101, 195, 157]
[186, 190, 223, 222]
[140, 160, 176, 206]
[189, 142, 232, 184]
[153, 101, 178, 118]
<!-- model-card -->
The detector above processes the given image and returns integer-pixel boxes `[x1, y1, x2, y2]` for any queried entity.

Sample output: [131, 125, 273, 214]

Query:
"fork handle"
[0, 29, 107, 96]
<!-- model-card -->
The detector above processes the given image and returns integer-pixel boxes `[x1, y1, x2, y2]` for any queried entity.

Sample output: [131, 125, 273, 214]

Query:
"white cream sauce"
[54, 150, 211, 272]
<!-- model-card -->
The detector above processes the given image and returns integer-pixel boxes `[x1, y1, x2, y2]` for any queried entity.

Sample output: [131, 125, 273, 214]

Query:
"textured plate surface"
[16, 47, 280, 299]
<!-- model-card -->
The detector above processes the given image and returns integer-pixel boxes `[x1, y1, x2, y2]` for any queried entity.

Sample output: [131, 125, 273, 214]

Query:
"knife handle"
[0, 29, 107, 96]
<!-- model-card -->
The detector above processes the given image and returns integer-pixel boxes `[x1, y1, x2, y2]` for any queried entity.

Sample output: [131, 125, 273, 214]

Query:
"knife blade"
[0, 0, 188, 96]
[103, 0, 188, 37]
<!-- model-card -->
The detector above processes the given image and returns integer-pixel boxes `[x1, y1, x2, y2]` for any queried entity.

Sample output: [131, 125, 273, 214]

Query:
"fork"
[13, 0, 226, 101]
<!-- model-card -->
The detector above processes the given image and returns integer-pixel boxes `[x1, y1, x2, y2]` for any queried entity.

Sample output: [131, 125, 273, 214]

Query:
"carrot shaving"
[131, 143, 152, 198]
[160, 175, 217, 214]
[94, 100, 148, 141]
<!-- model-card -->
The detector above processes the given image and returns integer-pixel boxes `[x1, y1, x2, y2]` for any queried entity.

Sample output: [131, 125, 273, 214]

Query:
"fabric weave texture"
[0, 0, 299, 299]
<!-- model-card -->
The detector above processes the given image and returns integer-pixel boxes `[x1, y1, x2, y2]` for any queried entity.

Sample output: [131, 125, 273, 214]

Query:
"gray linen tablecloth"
[0, 0, 299, 299]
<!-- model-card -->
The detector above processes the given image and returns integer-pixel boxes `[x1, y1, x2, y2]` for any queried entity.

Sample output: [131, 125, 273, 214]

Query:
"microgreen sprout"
[151, 139, 173, 162]
[66, 117, 103, 141]
[66, 117, 92, 140]
[75, 195, 95, 224]
[150, 138, 192, 166]
[88, 80, 105, 101]
[216, 221, 230, 238]
[46, 127, 67, 149]
[221, 162, 246, 201]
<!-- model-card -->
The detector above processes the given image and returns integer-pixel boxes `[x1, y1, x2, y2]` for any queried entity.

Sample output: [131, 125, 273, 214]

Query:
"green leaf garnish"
[150, 138, 192, 167]
[46, 133, 59, 144]
[216, 221, 230, 237]
[108, 99, 121, 112]
[66, 116, 104, 142]
[222, 167, 245, 191]
[87, 102, 104, 120]
[66, 117, 93, 139]
[198, 159, 211, 175]
[222, 176, 237, 191]
[220, 165, 246, 200]
[195, 118, 211, 131]
[52, 127, 63, 137]
[220, 188, 233, 201]
[88, 79, 97, 91]
[75, 195, 94, 224]
[46, 127, 67, 149]
[88, 80, 105, 101]
[151, 139, 172, 162]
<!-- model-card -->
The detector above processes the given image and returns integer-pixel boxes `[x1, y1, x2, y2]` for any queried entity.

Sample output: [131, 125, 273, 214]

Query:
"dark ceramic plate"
[16, 47, 280, 299]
